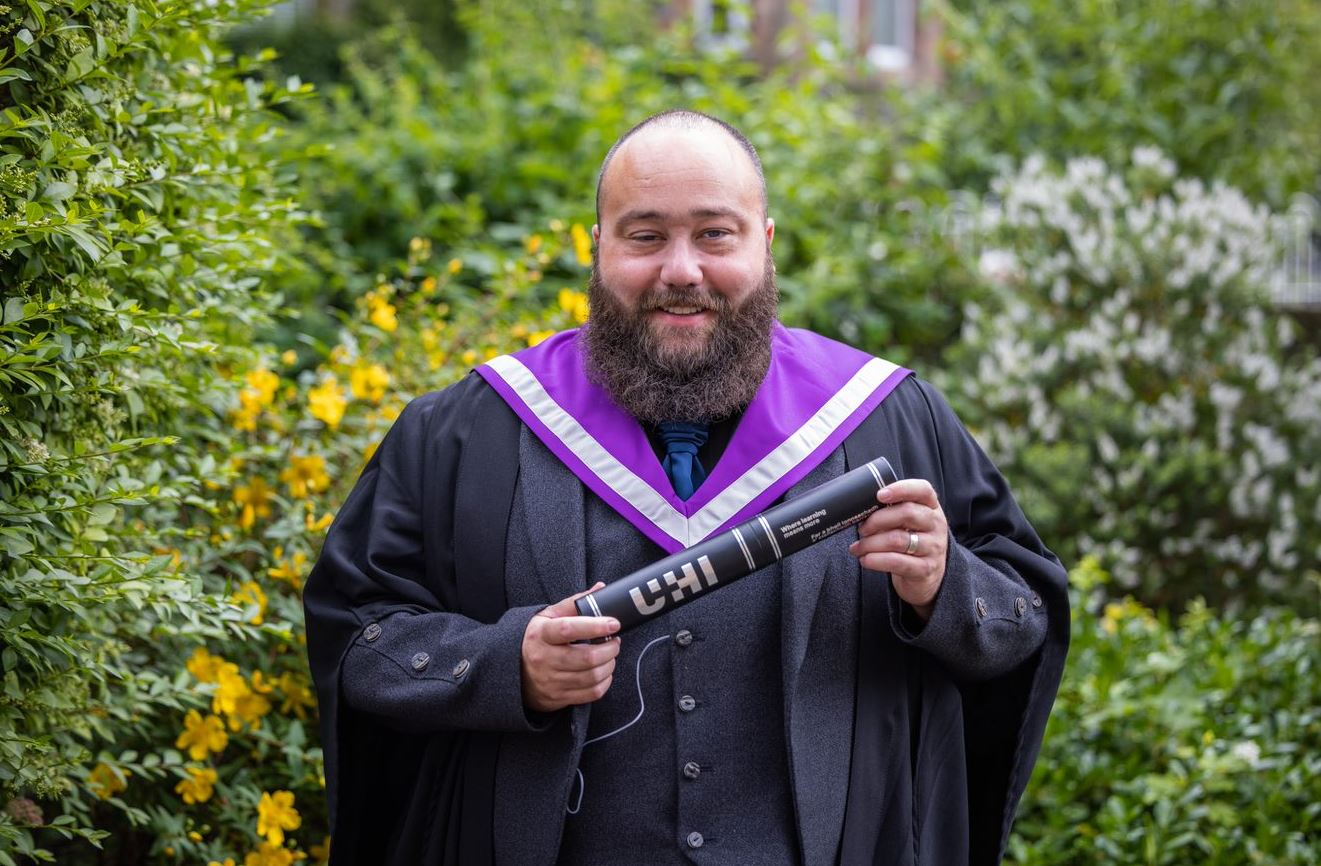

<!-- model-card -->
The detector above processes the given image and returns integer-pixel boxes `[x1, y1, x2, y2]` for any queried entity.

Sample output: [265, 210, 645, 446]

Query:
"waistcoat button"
[686, 831, 704, 849]
[678, 695, 696, 712]
[452, 659, 470, 679]
[682, 761, 701, 780]
[410, 652, 430, 672]
[363, 623, 381, 642]
[675, 629, 693, 647]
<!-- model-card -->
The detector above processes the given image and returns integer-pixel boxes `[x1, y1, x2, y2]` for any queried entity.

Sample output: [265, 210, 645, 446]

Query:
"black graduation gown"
[304, 372, 1070, 866]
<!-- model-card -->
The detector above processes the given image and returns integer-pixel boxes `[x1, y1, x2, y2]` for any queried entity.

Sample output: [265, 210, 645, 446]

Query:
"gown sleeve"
[881, 377, 1068, 683]
[303, 377, 548, 832]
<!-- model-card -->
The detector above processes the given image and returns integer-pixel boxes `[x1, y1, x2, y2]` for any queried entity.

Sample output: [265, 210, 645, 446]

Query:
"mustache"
[641, 289, 728, 313]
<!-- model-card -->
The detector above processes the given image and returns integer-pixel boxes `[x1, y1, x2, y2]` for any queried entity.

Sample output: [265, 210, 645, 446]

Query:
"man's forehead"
[599, 126, 762, 219]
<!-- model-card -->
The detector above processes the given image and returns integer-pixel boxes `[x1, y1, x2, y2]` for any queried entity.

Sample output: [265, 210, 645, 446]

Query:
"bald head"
[595, 110, 768, 222]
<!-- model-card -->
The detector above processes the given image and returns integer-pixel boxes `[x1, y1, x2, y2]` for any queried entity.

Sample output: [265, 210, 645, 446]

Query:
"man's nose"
[659, 239, 702, 288]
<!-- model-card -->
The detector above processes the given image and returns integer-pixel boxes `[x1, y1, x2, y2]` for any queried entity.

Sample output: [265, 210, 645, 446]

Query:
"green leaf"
[3, 296, 25, 324]
[88, 503, 117, 525]
[62, 225, 105, 261]
[64, 47, 96, 83]
[42, 181, 76, 202]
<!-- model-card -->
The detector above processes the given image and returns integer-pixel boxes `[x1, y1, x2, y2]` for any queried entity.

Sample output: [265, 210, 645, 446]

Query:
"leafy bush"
[1010, 558, 1320, 865]
[0, 0, 308, 860]
[272, 15, 975, 366]
[936, 0, 1321, 204]
[6, 170, 582, 861]
[942, 150, 1320, 609]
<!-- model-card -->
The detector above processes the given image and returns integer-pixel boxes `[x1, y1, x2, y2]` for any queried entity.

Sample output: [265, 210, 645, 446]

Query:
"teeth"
[662, 306, 702, 315]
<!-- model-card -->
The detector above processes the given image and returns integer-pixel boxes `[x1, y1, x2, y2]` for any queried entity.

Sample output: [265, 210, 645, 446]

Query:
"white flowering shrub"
[944, 150, 1321, 608]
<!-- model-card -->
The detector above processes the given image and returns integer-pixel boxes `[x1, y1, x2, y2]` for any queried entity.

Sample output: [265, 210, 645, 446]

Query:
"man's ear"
[592, 224, 600, 243]
[765, 218, 775, 246]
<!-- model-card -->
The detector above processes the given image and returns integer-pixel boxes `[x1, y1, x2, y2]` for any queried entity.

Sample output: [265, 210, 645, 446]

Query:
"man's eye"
[631, 233, 662, 243]
[701, 229, 731, 240]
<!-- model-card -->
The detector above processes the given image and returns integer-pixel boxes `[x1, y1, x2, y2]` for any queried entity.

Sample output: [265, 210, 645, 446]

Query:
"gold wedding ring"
[905, 531, 919, 556]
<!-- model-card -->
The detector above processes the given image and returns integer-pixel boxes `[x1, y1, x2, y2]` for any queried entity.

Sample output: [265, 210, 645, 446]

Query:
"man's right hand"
[521, 582, 621, 713]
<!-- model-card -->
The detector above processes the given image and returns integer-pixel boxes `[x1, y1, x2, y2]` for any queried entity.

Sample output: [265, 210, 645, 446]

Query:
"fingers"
[523, 584, 622, 713]
[850, 528, 947, 578]
[858, 501, 942, 536]
[858, 478, 942, 539]
[537, 614, 620, 646]
[849, 476, 949, 615]
[877, 478, 940, 509]
[540, 581, 607, 618]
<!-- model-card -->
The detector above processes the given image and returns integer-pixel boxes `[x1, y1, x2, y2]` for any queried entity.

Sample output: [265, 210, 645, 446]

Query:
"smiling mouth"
[658, 306, 707, 315]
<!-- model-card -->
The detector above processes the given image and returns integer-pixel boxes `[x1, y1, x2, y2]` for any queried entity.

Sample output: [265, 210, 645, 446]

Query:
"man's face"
[591, 128, 775, 367]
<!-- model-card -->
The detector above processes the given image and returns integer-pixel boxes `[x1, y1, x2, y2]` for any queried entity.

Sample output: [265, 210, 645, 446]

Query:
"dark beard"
[582, 253, 778, 425]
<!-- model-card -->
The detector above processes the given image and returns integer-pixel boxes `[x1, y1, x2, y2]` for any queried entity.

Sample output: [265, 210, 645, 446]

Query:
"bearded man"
[304, 110, 1068, 866]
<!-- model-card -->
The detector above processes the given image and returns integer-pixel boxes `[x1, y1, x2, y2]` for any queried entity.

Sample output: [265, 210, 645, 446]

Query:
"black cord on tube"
[576, 457, 899, 631]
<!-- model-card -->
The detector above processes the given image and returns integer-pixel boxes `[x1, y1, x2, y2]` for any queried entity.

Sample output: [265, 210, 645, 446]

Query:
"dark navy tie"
[658, 422, 710, 501]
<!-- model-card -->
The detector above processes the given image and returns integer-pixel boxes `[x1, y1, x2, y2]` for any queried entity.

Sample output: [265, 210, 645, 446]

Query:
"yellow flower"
[189, 831, 204, 842]
[257, 790, 302, 846]
[175, 766, 218, 805]
[280, 454, 330, 499]
[209, 859, 236, 866]
[525, 234, 543, 255]
[570, 223, 593, 266]
[187, 647, 226, 683]
[447, 257, 462, 275]
[558, 288, 590, 324]
[244, 843, 302, 866]
[304, 511, 333, 533]
[209, 666, 273, 729]
[277, 672, 317, 721]
[233, 478, 274, 531]
[281, 349, 298, 366]
[245, 368, 280, 405]
[176, 709, 229, 760]
[251, 670, 277, 695]
[231, 580, 268, 625]
[362, 440, 380, 466]
[407, 236, 432, 261]
[232, 391, 263, 433]
[419, 276, 437, 295]
[367, 292, 398, 333]
[87, 762, 128, 800]
[212, 662, 248, 718]
[231, 687, 272, 729]
[308, 376, 348, 429]
[349, 363, 390, 404]
[309, 836, 331, 865]
[268, 548, 308, 590]
[527, 329, 556, 347]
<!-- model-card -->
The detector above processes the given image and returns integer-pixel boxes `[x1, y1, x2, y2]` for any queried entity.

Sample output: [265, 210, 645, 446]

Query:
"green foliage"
[943, 151, 1321, 609]
[2, 0, 1315, 861]
[935, 0, 1321, 204]
[1011, 559, 1320, 864]
[0, 0, 309, 860]
[274, 13, 975, 366]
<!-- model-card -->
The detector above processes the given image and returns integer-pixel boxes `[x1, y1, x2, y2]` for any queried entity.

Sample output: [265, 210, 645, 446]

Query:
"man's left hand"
[848, 479, 949, 622]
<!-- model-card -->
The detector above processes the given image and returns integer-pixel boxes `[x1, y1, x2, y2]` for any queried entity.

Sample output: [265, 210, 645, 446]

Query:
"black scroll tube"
[576, 457, 899, 632]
